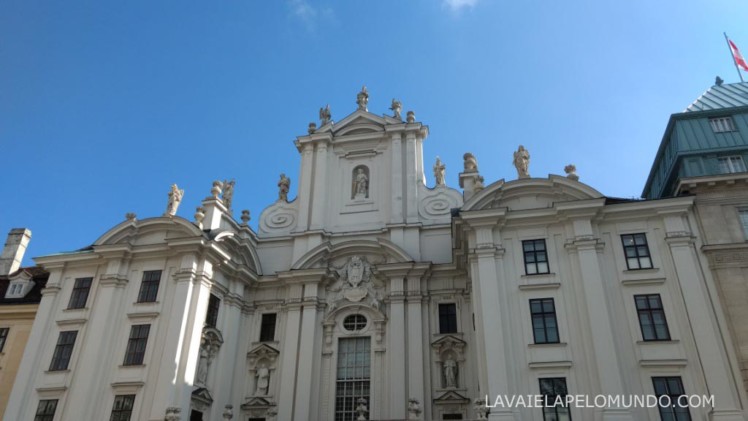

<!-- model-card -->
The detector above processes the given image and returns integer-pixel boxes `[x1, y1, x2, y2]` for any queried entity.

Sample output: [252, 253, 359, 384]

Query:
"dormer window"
[4, 275, 34, 299]
[718, 156, 746, 174]
[709, 116, 736, 133]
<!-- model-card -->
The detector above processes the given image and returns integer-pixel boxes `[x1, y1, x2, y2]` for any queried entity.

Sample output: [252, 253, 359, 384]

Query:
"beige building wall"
[0, 304, 38, 418]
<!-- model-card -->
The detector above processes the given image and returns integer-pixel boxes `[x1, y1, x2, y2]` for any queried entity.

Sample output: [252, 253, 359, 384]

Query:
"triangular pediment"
[191, 387, 213, 404]
[431, 334, 467, 348]
[316, 109, 404, 136]
[247, 343, 280, 358]
[241, 396, 276, 410]
[434, 390, 470, 404]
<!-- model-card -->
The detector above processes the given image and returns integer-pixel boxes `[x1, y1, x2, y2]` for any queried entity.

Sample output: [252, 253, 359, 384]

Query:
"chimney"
[0, 228, 32, 276]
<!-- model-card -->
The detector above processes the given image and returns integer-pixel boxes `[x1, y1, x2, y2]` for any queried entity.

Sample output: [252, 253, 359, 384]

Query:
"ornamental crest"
[339, 255, 371, 288]
[327, 255, 382, 312]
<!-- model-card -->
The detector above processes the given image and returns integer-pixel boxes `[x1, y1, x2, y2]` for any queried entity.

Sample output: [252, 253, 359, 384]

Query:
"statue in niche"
[255, 363, 270, 395]
[278, 174, 290, 201]
[390, 98, 402, 120]
[165, 184, 184, 217]
[463, 153, 478, 172]
[196, 340, 210, 386]
[433, 157, 446, 186]
[319, 104, 331, 126]
[513, 145, 530, 178]
[221, 179, 235, 210]
[443, 356, 458, 388]
[356, 86, 369, 111]
[352, 167, 369, 199]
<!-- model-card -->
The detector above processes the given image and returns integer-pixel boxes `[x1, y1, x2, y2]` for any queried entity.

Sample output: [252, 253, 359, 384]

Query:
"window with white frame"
[335, 337, 371, 421]
[718, 156, 747, 174]
[709, 116, 737, 133]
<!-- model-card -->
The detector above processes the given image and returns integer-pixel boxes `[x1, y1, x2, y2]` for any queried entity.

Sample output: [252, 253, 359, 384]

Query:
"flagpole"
[725, 32, 745, 83]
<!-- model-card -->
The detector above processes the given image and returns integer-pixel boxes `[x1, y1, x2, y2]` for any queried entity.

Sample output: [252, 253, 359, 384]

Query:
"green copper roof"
[685, 82, 748, 112]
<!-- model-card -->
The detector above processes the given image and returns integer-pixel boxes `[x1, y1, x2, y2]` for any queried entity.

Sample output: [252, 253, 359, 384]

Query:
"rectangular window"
[34, 399, 58, 421]
[530, 299, 559, 344]
[539, 377, 571, 421]
[438, 303, 458, 334]
[621, 233, 653, 270]
[137, 270, 162, 303]
[443, 415, 463, 420]
[635, 294, 671, 341]
[718, 156, 747, 174]
[335, 337, 371, 421]
[653, 377, 691, 421]
[68, 277, 93, 309]
[0, 327, 8, 352]
[124, 324, 150, 366]
[49, 330, 77, 371]
[709, 116, 736, 133]
[110, 395, 136, 421]
[523, 239, 550, 275]
[740, 209, 748, 239]
[205, 294, 220, 328]
[259, 313, 277, 342]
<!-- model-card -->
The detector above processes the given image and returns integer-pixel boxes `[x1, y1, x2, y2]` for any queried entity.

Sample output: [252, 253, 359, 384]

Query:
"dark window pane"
[205, 294, 220, 328]
[621, 234, 653, 270]
[635, 294, 670, 341]
[137, 270, 162, 303]
[530, 299, 560, 344]
[49, 331, 77, 371]
[439, 303, 458, 334]
[35, 399, 58, 421]
[124, 324, 150, 366]
[68, 277, 93, 309]
[0, 327, 8, 352]
[523, 240, 551, 275]
[259, 313, 277, 342]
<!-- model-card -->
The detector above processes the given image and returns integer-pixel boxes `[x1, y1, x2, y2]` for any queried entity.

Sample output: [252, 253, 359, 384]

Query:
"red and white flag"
[728, 39, 748, 71]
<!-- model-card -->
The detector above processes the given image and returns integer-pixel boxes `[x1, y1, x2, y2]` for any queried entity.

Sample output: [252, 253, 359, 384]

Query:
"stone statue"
[463, 153, 478, 172]
[564, 164, 579, 181]
[353, 168, 369, 199]
[308, 122, 316, 134]
[255, 364, 270, 395]
[406, 110, 415, 123]
[222, 405, 233, 420]
[196, 341, 210, 386]
[319, 105, 331, 126]
[240, 210, 251, 226]
[356, 86, 369, 111]
[164, 407, 181, 421]
[221, 179, 235, 210]
[513, 145, 530, 178]
[443, 356, 457, 388]
[278, 174, 290, 202]
[165, 184, 184, 217]
[474, 175, 485, 191]
[474, 398, 489, 420]
[390, 98, 402, 120]
[408, 398, 422, 420]
[125, 212, 137, 221]
[355, 398, 368, 421]
[194, 207, 205, 229]
[433, 157, 446, 186]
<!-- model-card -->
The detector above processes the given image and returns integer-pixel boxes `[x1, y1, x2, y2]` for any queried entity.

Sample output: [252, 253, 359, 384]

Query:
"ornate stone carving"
[474, 398, 489, 419]
[308, 122, 316, 134]
[513, 145, 530, 178]
[125, 212, 137, 221]
[356, 398, 369, 420]
[463, 153, 478, 172]
[434, 157, 446, 186]
[406, 110, 415, 123]
[255, 364, 270, 395]
[247, 344, 279, 398]
[165, 184, 184, 217]
[443, 355, 458, 388]
[431, 335, 467, 361]
[408, 398, 422, 420]
[211, 180, 222, 199]
[221, 179, 235, 210]
[319, 105, 331, 126]
[564, 164, 579, 181]
[352, 166, 369, 199]
[222, 404, 233, 420]
[327, 256, 382, 312]
[356, 86, 369, 111]
[474, 175, 485, 191]
[277, 174, 290, 202]
[164, 406, 181, 421]
[390, 99, 402, 120]
[194, 207, 205, 229]
[195, 327, 224, 387]
[240, 210, 251, 226]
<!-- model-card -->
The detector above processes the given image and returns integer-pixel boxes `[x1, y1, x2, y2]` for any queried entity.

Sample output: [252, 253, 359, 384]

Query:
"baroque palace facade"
[5, 86, 748, 421]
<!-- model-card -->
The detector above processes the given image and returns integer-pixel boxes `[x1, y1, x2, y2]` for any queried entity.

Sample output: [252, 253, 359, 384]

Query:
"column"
[276, 284, 303, 421]
[294, 143, 315, 232]
[388, 274, 407, 419]
[293, 281, 321, 419]
[407, 272, 425, 419]
[309, 141, 329, 231]
[390, 131, 404, 224]
[404, 130, 418, 224]
[208, 284, 244, 421]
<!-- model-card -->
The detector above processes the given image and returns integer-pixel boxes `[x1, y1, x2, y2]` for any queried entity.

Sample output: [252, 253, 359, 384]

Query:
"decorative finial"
[356, 86, 369, 111]
[407, 398, 422, 420]
[211, 180, 222, 199]
[319, 104, 331, 126]
[513, 145, 530, 179]
[278, 173, 291, 202]
[125, 212, 137, 222]
[433, 156, 446, 186]
[194, 206, 205, 229]
[463, 153, 478, 172]
[355, 398, 369, 421]
[564, 164, 579, 181]
[221, 179, 235, 210]
[308, 122, 316, 134]
[716, 76, 724, 86]
[222, 404, 233, 420]
[390, 99, 402, 120]
[165, 184, 185, 217]
[240, 210, 251, 226]
[406, 110, 415, 123]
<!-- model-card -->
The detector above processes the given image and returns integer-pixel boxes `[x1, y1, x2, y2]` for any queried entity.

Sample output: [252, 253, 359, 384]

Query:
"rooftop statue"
[319, 104, 331, 126]
[463, 153, 478, 172]
[165, 184, 184, 217]
[433, 157, 446, 186]
[278, 173, 290, 202]
[221, 179, 235, 210]
[513, 145, 530, 179]
[356, 86, 369, 111]
[390, 98, 402, 120]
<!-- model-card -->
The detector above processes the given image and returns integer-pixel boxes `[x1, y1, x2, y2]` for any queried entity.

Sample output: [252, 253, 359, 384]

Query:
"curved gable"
[94, 216, 204, 246]
[291, 238, 413, 270]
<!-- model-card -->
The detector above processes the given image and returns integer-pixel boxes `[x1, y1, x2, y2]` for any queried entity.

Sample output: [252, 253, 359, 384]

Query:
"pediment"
[241, 396, 275, 409]
[434, 390, 470, 405]
[94, 216, 204, 246]
[431, 334, 467, 348]
[191, 387, 213, 404]
[247, 343, 280, 359]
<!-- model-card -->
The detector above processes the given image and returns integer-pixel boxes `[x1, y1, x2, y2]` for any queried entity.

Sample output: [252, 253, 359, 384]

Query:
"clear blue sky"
[1, 1, 747, 265]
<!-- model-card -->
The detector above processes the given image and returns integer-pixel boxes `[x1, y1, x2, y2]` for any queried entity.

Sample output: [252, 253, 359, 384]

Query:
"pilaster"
[309, 141, 329, 230]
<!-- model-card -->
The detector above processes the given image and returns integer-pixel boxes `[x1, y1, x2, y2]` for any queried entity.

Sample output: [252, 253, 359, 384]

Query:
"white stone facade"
[6, 96, 748, 421]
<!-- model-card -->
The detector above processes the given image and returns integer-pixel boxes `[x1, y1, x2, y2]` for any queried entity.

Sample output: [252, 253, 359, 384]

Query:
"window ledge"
[126, 311, 159, 320]
[133, 301, 160, 306]
[520, 273, 556, 279]
[519, 282, 560, 291]
[44, 369, 70, 374]
[62, 307, 89, 313]
[636, 339, 679, 345]
[621, 277, 666, 286]
[119, 364, 146, 369]
[623, 268, 659, 274]
[528, 342, 567, 348]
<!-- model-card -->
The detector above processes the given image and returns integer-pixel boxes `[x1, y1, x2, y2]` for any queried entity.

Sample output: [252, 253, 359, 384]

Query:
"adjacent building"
[6, 87, 748, 420]
[643, 80, 748, 394]
[0, 229, 48, 418]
